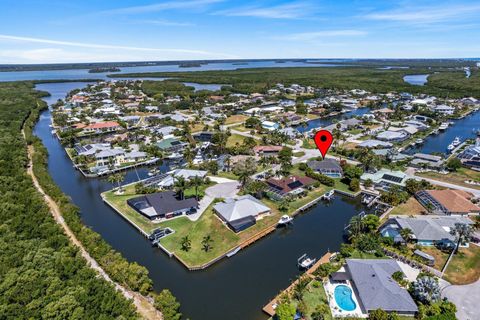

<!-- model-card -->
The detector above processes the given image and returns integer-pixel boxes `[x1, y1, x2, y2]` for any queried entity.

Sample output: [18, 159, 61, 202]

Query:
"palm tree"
[108, 173, 125, 192]
[183, 147, 195, 166]
[181, 236, 191, 252]
[174, 176, 188, 200]
[348, 215, 364, 239]
[190, 176, 204, 200]
[202, 235, 213, 252]
[399, 228, 413, 242]
[450, 223, 473, 253]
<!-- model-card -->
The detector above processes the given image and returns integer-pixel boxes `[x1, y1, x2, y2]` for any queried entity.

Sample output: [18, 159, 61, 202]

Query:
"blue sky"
[0, 0, 479, 63]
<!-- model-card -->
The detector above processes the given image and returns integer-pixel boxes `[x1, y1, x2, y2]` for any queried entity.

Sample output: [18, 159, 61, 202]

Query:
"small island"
[178, 62, 203, 68]
[88, 67, 121, 73]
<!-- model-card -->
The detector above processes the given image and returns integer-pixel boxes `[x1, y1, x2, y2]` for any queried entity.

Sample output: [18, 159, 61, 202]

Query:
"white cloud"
[0, 34, 239, 63]
[102, 0, 223, 15]
[365, 3, 480, 24]
[278, 30, 367, 41]
[214, 2, 315, 19]
[0, 34, 234, 57]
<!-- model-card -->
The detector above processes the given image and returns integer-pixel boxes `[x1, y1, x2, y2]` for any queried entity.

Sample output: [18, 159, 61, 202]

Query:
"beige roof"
[426, 190, 480, 214]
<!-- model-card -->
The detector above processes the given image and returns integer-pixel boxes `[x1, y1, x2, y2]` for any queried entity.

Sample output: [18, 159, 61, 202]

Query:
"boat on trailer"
[277, 215, 293, 226]
[297, 254, 317, 270]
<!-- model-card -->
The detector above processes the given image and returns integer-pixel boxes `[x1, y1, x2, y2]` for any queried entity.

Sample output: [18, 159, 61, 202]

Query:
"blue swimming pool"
[334, 285, 356, 311]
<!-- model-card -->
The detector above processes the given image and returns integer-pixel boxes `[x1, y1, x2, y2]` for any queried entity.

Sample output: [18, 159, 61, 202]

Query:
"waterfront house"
[415, 189, 480, 216]
[307, 159, 343, 178]
[156, 169, 208, 189]
[95, 148, 125, 167]
[360, 169, 408, 191]
[214, 195, 270, 232]
[266, 175, 316, 199]
[74, 143, 111, 157]
[457, 138, 480, 170]
[156, 138, 188, 152]
[432, 104, 455, 115]
[380, 215, 473, 247]
[261, 120, 280, 131]
[358, 140, 393, 149]
[127, 191, 198, 220]
[82, 121, 121, 134]
[410, 153, 444, 170]
[376, 130, 409, 142]
[342, 259, 418, 315]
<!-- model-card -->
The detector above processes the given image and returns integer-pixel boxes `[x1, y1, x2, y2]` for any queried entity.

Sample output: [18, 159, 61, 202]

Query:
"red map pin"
[314, 130, 333, 159]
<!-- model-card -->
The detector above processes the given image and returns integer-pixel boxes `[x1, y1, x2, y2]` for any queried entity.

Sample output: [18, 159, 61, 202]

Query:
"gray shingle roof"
[346, 259, 418, 313]
[392, 216, 473, 242]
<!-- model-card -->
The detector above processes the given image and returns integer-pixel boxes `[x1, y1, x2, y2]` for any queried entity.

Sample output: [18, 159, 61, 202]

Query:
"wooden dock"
[262, 252, 333, 317]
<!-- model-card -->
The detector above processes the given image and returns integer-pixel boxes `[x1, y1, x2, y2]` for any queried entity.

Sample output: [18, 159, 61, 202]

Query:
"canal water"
[295, 107, 372, 133]
[405, 110, 480, 155]
[34, 81, 369, 320]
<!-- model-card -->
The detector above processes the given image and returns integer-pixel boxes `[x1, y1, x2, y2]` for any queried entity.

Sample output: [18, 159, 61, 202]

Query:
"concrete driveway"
[442, 279, 480, 320]
[187, 179, 240, 221]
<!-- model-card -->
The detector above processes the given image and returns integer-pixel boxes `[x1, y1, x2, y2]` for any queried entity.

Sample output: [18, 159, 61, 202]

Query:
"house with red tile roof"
[253, 145, 283, 157]
[82, 121, 121, 134]
[415, 189, 480, 216]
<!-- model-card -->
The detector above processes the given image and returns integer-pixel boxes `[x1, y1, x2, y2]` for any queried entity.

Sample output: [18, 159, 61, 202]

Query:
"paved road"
[442, 279, 480, 320]
[410, 174, 480, 196]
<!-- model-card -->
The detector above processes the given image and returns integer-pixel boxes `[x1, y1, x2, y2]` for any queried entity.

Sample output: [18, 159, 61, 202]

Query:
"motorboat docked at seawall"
[438, 123, 449, 131]
[277, 215, 293, 226]
[452, 136, 461, 147]
[148, 168, 160, 176]
[415, 138, 424, 144]
[447, 144, 455, 152]
[321, 190, 335, 201]
[297, 254, 317, 270]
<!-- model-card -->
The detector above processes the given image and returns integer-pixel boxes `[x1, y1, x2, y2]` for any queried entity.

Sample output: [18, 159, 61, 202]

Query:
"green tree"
[233, 157, 257, 187]
[190, 175, 204, 200]
[181, 235, 191, 252]
[174, 176, 189, 200]
[362, 214, 380, 233]
[154, 289, 182, 320]
[275, 302, 296, 320]
[446, 158, 462, 171]
[369, 309, 389, 320]
[399, 228, 413, 242]
[278, 147, 293, 176]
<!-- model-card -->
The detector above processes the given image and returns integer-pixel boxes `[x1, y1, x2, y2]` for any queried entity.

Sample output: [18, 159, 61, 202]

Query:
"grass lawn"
[230, 124, 251, 132]
[225, 114, 248, 125]
[417, 168, 480, 190]
[262, 185, 328, 215]
[300, 281, 333, 320]
[302, 138, 316, 149]
[306, 113, 320, 120]
[103, 183, 286, 267]
[389, 197, 426, 216]
[293, 151, 305, 157]
[420, 247, 449, 271]
[189, 123, 205, 133]
[444, 245, 480, 285]
[214, 170, 239, 180]
[226, 133, 251, 147]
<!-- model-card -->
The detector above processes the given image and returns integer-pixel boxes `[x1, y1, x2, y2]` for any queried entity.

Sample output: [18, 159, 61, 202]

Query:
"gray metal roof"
[346, 259, 418, 313]
[214, 195, 270, 222]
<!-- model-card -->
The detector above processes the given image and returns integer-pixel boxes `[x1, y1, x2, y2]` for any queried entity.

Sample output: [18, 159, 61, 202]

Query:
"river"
[295, 107, 372, 133]
[33, 81, 370, 320]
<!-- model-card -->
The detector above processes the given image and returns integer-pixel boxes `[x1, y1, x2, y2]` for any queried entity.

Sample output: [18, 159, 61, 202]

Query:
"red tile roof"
[253, 145, 283, 153]
[426, 189, 480, 214]
[85, 121, 120, 130]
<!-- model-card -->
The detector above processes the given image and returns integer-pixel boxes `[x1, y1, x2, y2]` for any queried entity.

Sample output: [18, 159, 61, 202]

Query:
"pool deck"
[262, 252, 332, 316]
[324, 274, 366, 318]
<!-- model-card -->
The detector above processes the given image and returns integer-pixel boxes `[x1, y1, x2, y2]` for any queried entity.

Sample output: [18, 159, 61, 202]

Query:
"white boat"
[447, 144, 455, 152]
[452, 137, 461, 147]
[278, 215, 293, 226]
[297, 254, 317, 270]
[439, 123, 449, 131]
[321, 190, 335, 201]
[148, 168, 159, 176]
[415, 138, 424, 144]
